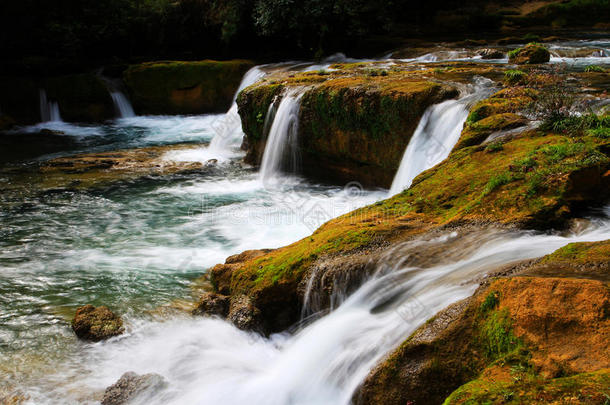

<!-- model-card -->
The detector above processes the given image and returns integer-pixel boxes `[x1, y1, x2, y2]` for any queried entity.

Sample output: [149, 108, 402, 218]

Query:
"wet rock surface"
[101, 372, 167, 405]
[71, 304, 124, 341]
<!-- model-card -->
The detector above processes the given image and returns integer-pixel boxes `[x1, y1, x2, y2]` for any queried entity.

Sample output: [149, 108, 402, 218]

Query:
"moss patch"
[444, 369, 610, 405]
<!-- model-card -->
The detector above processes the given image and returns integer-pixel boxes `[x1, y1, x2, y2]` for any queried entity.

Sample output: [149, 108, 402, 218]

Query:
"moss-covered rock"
[508, 43, 551, 65]
[123, 60, 254, 115]
[238, 63, 462, 187]
[444, 369, 610, 405]
[356, 240, 610, 405]
[71, 304, 124, 341]
[211, 74, 610, 334]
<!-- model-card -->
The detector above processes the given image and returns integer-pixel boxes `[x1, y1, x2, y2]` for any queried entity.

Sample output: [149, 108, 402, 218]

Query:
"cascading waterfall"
[208, 67, 266, 152]
[259, 88, 305, 182]
[389, 77, 494, 196]
[39, 89, 62, 122]
[110, 91, 136, 118]
[60, 208, 610, 405]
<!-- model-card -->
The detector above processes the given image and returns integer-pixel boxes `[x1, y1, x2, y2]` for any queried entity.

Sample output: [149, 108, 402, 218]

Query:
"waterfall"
[110, 91, 136, 118]
[78, 209, 610, 405]
[39, 89, 62, 122]
[259, 88, 305, 182]
[389, 78, 494, 196]
[209, 67, 266, 151]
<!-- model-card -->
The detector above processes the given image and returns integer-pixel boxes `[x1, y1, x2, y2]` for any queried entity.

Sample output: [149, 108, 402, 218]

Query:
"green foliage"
[543, 113, 610, 137]
[480, 291, 500, 314]
[480, 309, 520, 360]
[485, 142, 504, 153]
[483, 173, 512, 196]
[585, 65, 606, 73]
[504, 70, 526, 85]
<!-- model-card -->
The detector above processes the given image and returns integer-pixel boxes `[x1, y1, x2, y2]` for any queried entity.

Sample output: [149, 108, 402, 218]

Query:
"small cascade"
[209, 66, 266, 151]
[259, 88, 305, 182]
[39, 89, 62, 122]
[389, 78, 494, 196]
[110, 91, 136, 118]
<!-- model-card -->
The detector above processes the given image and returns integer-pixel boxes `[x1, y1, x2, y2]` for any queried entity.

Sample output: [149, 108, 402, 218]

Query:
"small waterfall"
[209, 67, 266, 151]
[389, 78, 494, 196]
[39, 89, 62, 122]
[110, 91, 135, 118]
[259, 88, 305, 182]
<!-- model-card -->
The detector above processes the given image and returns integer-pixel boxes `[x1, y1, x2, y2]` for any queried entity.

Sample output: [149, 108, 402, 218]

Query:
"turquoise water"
[0, 114, 385, 400]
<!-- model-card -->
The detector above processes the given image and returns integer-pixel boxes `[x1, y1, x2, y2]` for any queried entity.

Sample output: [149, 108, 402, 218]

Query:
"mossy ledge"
[237, 62, 470, 187]
[356, 240, 610, 405]
[123, 59, 254, 115]
[200, 76, 610, 335]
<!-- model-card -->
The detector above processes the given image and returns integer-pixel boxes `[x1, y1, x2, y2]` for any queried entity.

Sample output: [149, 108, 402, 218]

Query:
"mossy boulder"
[237, 64, 460, 187]
[508, 43, 550, 65]
[123, 60, 254, 115]
[44, 74, 115, 122]
[71, 304, 124, 341]
[356, 240, 610, 405]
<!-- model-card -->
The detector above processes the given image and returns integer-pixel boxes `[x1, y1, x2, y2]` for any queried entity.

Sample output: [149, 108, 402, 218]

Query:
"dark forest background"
[1, 0, 608, 73]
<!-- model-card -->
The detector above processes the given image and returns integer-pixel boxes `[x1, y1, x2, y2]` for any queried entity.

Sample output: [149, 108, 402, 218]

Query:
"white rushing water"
[39, 89, 62, 122]
[31, 208, 610, 405]
[259, 88, 305, 183]
[208, 67, 267, 152]
[110, 91, 136, 118]
[4, 42, 610, 404]
[389, 77, 494, 196]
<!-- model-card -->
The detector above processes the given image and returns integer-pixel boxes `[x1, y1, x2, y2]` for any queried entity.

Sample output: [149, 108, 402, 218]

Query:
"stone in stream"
[192, 292, 230, 317]
[102, 372, 167, 405]
[508, 43, 551, 64]
[71, 304, 124, 341]
[476, 48, 505, 59]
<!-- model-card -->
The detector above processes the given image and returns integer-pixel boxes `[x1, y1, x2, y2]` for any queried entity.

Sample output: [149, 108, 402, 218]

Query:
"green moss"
[457, 113, 527, 149]
[508, 43, 550, 65]
[504, 69, 526, 85]
[585, 65, 606, 73]
[444, 369, 610, 405]
[541, 240, 610, 264]
[480, 291, 500, 314]
[480, 309, 520, 360]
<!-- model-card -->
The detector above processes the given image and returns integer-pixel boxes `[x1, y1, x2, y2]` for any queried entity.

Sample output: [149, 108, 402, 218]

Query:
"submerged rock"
[102, 372, 166, 405]
[508, 43, 550, 64]
[71, 304, 124, 341]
